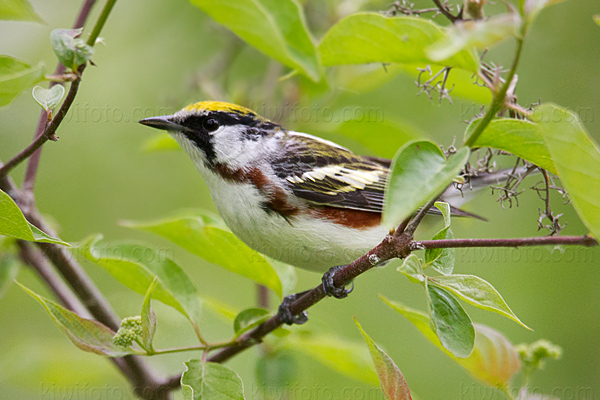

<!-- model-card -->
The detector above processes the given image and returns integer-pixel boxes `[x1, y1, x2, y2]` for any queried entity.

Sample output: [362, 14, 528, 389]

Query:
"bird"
[139, 101, 513, 322]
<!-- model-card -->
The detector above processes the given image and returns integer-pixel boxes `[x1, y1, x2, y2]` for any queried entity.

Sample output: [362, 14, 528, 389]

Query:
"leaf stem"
[87, 0, 118, 46]
[464, 38, 524, 147]
[0, 74, 82, 180]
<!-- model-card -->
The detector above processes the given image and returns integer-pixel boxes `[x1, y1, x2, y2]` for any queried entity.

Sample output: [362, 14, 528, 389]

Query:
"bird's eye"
[203, 118, 219, 132]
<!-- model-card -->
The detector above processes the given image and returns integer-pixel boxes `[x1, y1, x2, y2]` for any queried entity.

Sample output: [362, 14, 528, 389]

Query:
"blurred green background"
[1, 0, 599, 399]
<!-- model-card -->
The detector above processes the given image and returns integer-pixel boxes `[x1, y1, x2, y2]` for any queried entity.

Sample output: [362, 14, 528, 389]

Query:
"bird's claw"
[277, 293, 308, 325]
[322, 265, 353, 299]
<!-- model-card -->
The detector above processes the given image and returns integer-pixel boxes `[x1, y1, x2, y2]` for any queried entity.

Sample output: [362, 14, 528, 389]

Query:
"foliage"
[1, 0, 599, 399]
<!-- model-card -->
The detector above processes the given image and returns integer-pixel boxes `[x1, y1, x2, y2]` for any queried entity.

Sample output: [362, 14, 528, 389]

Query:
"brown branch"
[1, 170, 172, 399]
[0, 0, 173, 397]
[432, 0, 460, 23]
[0, 71, 83, 181]
[22, 0, 97, 193]
[415, 235, 597, 250]
[17, 241, 92, 318]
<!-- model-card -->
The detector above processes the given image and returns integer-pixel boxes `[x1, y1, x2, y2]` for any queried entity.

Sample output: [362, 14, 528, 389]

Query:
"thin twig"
[465, 38, 525, 147]
[432, 0, 459, 22]
[0, 73, 82, 180]
[415, 235, 597, 249]
[22, 0, 97, 194]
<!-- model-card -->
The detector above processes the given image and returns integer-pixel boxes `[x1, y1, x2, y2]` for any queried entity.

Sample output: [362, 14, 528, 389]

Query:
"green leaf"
[122, 211, 283, 297]
[77, 236, 202, 333]
[0, 189, 69, 245]
[190, 0, 320, 81]
[0, 55, 44, 107]
[285, 334, 379, 386]
[0, 255, 20, 299]
[0, 0, 42, 22]
[181, 360, 245, 400]
[17, 282, 131, 357]
[396, 254, 425, 284]
[426, 13, 521, 62]
[381, 297, 520, 387]
[318, 13, 476, 70]
[311, 116, 424, 159]
[268, 259, 296, 296]
[233, 308, 270, 337]
[32, 85, 65, 111]
[355, 319, 413, 400]
[428, 274, 531, 330]
[142, 133, 181, 153]
[383, 141, 470, 229]
[319, 13, 479, 72]
[424, 202, 455, 275]
[533, 104, 600, 239]
[50, 28, 94, 70]
[426, 283, 475, 358]
[466, 118, 557, 174]
[140, 277, 158, 352]
[594, 15, 600, 27]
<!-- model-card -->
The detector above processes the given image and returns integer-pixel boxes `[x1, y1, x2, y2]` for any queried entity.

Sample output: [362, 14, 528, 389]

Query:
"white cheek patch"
[211, 126, 279, 169]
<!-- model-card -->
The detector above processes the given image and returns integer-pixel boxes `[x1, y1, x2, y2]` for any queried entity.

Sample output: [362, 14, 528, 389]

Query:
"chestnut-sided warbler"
[140, 101, 520, 323]
[139, 102, 512, 273]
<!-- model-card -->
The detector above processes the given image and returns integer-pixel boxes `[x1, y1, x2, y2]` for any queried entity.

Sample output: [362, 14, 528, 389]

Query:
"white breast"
[207, 177, 386, 272]
[173, 132, 387, 272]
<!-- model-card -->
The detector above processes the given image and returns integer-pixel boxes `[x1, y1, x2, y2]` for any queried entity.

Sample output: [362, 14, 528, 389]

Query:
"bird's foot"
[277, 292, 308, 326]
[322, 265, 353, 299]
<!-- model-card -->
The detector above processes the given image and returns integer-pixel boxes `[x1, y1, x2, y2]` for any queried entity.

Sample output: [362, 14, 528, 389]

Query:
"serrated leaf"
[77, 236, 202, 334]
[355, 319, 413, 400]
[426, 13, 521, 62]
[32, 85, 65, 111]
[533, 104, 600, 239]
[383, 141, 470, 229]
[181, 360, 245, 400]
[50, 28, 94, 70]
[233, 308, 270, 337]
[396, 254, 425, 284]
[190, 0, 320, 81]
[0, 189, 69, 245]
[0, 255, 20, 299]
[285, 334, 379, 386]
[381, 297, 520, 387]
[428, 274, 531, 330]
[319, 13, 479, 72]
[17, 282, 131, 356]
[466, 118, 557, 174]
[122, 211, 283, 297]
[140, 277, 158, 352]
[0, 55, 44, 107]
[426, 283, 475, 358]
[0, 0, 43, 22]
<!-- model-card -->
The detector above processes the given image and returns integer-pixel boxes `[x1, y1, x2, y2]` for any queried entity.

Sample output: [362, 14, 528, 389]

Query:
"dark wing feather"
[271, 133, 388, 213]
[271, 131, 486, 220]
